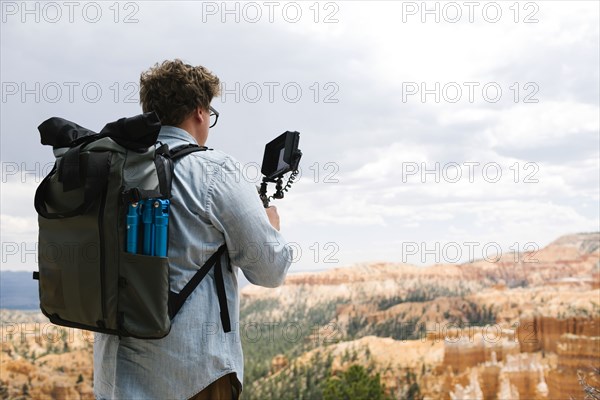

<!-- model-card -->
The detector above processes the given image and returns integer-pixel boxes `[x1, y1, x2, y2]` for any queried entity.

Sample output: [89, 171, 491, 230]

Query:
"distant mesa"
[0, 270, 38, 310]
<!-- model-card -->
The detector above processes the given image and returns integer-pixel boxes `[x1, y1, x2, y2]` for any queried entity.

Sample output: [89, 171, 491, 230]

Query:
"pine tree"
[323, 365, 389, 400]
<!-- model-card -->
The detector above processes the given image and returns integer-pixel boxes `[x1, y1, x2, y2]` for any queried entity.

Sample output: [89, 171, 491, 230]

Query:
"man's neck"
[176, 122, 205, 146]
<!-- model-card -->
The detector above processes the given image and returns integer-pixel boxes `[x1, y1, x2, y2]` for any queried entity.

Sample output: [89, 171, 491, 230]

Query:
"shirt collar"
[157, 125, 198, 145]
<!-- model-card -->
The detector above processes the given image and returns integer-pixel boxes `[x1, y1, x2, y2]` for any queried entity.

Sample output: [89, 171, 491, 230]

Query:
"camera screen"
[277, 148, 288, 172]
[261, 131, 300, 181]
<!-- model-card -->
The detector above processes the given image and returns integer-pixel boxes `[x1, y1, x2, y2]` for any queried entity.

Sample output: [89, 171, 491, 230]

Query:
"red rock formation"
[546, 334, 600, 400]
[518, 316, 600, 353]
[500, 353, 545, 400]
[592, 266, 600, 290]
[442, 334, 519, 373]
[480, 363, 501, 400]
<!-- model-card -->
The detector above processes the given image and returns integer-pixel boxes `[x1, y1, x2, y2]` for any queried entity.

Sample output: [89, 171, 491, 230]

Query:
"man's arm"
[207, 156, 292, 288]
[265, 206, 280, 231]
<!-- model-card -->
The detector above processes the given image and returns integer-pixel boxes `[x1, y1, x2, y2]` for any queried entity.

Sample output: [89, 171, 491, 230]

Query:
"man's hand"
[265, 206, 281, 231]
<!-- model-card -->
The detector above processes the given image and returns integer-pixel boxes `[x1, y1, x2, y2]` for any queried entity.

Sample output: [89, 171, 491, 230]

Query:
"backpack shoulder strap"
[168, 144, 210, 160]
[168, 244, 231, 332]
[166, 143, 231, 333]
[123, 143, 210, 203]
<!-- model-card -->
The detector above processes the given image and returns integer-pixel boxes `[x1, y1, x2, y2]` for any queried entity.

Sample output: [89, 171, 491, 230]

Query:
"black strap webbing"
[168, 244, 231, 332]
[120, 188, 163, 204]
[148, 144, 208, 199]
[213, 253, 231, 332]
[58, 144, 84, 191]
[35, 152, 111, 219]
[169, 144, 209, 160]
[154, 155, 172, 198]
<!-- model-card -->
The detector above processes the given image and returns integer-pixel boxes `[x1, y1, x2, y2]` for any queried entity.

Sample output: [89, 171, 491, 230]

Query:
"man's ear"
[196, 107, 205, 123]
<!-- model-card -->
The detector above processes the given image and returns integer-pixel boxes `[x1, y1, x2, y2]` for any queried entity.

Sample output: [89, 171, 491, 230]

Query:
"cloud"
[0, 214, 37, 236]
[490, 102, 598, 148]
[1, 1, 598, 272]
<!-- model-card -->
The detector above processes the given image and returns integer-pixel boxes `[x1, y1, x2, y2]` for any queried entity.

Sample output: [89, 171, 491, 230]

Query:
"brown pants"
[188, 373, 240, 400]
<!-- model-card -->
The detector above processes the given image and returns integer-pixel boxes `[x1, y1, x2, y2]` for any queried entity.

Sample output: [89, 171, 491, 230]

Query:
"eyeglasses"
[209, 106, 219, 128]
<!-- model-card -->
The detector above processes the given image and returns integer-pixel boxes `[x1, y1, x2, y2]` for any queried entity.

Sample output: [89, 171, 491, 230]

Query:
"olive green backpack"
[33, 112, 231, 339]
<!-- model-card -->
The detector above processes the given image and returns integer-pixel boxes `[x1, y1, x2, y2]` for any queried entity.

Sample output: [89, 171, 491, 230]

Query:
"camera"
[259, 131, 302, 207]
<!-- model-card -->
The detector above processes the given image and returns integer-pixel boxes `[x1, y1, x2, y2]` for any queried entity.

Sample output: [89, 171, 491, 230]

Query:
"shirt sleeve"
[205, 155, 293, 288]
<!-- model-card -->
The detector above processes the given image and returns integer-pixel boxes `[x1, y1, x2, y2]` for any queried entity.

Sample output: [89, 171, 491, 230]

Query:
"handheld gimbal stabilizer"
[259, 131, 302, 208]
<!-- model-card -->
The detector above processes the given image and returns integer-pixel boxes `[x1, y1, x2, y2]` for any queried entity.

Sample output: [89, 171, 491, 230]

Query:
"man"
[94, 59, 293, 400]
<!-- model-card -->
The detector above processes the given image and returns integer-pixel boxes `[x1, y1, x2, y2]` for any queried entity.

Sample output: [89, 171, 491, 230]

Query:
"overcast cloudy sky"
[1, 1, 598, 274]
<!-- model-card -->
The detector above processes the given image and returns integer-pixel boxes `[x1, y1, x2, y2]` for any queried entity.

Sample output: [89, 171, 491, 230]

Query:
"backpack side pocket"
[118, 252, 171, 338]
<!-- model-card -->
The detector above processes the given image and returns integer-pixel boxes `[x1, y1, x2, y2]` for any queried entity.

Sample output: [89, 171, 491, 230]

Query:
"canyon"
[1, 232, 598, 399]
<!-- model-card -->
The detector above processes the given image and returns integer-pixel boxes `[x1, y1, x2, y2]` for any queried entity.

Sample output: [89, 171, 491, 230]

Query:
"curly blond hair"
[139, 59, 221, 126]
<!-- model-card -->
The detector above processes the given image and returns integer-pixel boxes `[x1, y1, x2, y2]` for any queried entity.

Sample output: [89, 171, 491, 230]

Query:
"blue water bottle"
[126, 202, 140, 253]
[153, 199, 170, 257]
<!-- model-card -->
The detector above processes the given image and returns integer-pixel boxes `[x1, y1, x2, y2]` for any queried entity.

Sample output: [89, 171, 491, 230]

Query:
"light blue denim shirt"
[94, 126, 292, 399]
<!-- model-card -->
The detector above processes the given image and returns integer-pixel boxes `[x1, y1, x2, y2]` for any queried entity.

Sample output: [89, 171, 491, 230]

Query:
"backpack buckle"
[121, 188, 142, 204]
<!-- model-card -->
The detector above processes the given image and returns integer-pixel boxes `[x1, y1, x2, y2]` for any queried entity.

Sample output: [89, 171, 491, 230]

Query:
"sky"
[1, 1, 599, 275]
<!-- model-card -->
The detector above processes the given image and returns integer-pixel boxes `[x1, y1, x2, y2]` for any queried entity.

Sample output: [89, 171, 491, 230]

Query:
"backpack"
[33, 112, 231, 339]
